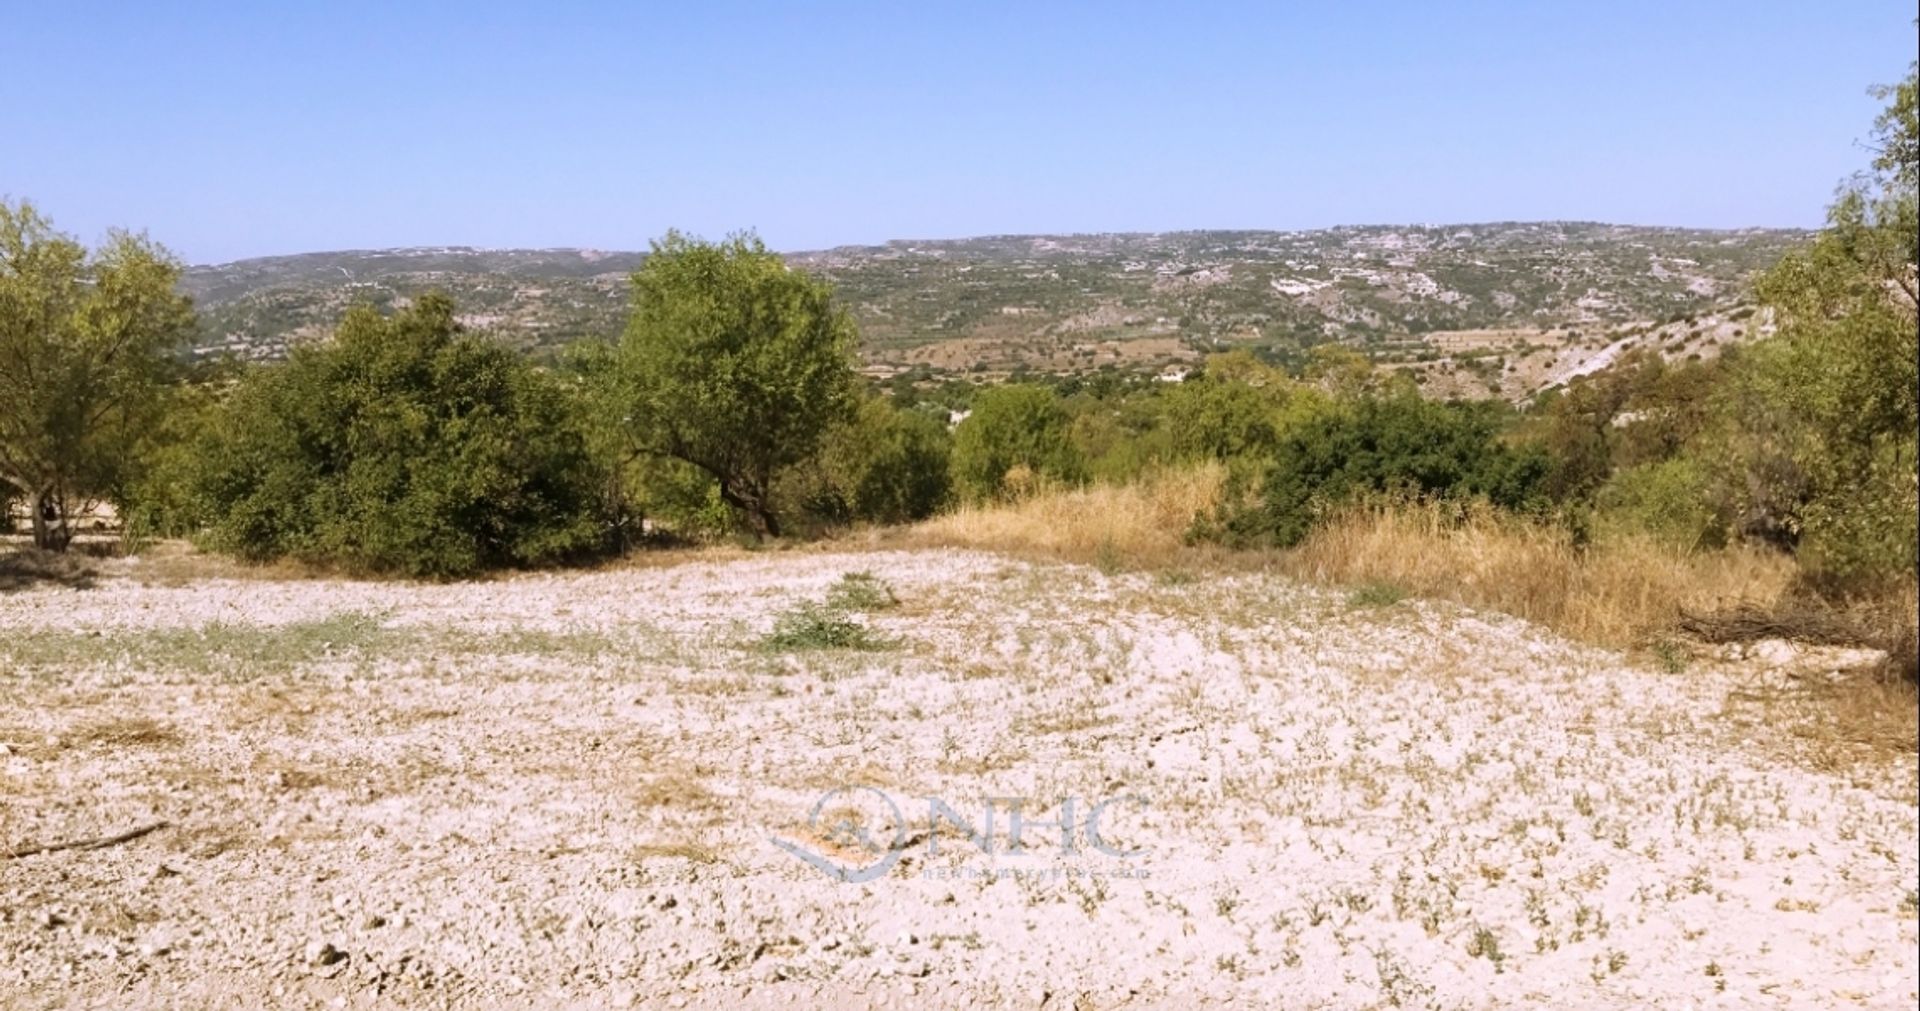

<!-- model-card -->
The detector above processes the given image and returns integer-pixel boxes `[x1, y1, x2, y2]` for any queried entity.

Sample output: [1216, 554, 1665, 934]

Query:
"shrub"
[1162, 378, 1279, 463]
[191, 294, 606, 578]
[824, 571, 899, 611]
[1594, 457, 1727, 550]
[951, 384, 1084, 501]
[1347, 580, 1409, 608]
[761, 603, 892, 651]
[796, 397, 951, 527]
[1210, 394, 1551, 548]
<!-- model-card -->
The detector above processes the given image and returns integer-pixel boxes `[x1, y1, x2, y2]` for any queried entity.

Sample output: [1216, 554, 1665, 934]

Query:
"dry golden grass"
[901, 470, 1799, 652]
[902, 473, 1920, 757]
[899, 464, 1228, 569]
[1281, 500, 1798, 649]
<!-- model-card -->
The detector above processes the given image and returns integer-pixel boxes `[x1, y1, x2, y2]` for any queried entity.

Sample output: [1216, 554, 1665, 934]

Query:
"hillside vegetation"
[183, 224, 1805, 396]
[4, 63, 1913, 692]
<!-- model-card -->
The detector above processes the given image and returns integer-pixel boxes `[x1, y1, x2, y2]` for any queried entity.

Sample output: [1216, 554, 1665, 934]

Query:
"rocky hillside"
[183, 224, 1807, 390]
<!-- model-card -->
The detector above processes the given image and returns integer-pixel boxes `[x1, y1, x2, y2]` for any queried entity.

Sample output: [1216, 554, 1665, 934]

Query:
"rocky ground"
[0, 548, 1914, 1009]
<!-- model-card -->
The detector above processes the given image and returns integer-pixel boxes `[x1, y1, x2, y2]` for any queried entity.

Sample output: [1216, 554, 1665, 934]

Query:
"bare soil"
[1, 549, 1913, 1008]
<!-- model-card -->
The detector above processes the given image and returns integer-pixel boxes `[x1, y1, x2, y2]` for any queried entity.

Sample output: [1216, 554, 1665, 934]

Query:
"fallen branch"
[1677, 604, 1867, 647]
[5, 820, 170, 860]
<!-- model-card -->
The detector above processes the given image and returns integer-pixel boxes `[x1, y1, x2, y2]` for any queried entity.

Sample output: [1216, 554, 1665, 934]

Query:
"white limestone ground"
[0, 549, 1913, 1009]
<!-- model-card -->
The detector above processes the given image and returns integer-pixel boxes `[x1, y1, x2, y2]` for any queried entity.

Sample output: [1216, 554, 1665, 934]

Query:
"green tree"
[1713, 61, 1918, 583]
[1163, 375, 1281, 463]
[0, 201, 194, 550]
[794, 395, 952, 526]
[192, 294, 604, 577]
[608, 232, 858, 539]
[951, 384, 1084, 500]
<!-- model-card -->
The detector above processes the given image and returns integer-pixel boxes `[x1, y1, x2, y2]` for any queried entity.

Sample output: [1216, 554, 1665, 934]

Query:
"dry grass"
[1277, 500, 1914, 760]
[899, 474, 1916, 759]
[900, 465, 1228, 569]
[1280, 499, 1797, 649]
[0, 545, 98, 592]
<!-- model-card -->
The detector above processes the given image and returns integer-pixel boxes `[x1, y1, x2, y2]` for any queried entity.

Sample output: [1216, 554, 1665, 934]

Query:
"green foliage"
[190, 294, 606, 578]
[824, 571, 899, 611]
[1347, 580, 1409, 608]
[1594, 457, 1725, 550]
[759, 571, 902, 651]
[121, 360, 238, 540]
[608, 232, 858, 539]
[794, 395, 952, 527]
[1707, 61, 1919, 587]
[1066, 393, 1176, 482]
[0, 200, 195, 549]
[1163, 374, 1281, 463]
[1536, 350, 1720, 502]
[951, 384, 1085, 500]
[1211, 394, 1550, 547]
[761, 603, 894, 651]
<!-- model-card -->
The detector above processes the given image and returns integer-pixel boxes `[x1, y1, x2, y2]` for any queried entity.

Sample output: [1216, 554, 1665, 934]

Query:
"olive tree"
[191, 294, 606, 577]
[608, 232, 857, 539]
[1713, 61, 1918, 583]
[0, 201, 194, 550]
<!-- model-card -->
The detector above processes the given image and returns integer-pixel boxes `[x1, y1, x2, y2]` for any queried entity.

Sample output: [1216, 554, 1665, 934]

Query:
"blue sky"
[4, 2, 1913, 263]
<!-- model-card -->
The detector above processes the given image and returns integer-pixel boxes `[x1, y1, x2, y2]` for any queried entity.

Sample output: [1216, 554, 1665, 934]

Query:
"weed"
[762, 603, 894, 652]
[824, 571, 899, 612]
[1466, 924, 1505, 966]
[1348, 580, 1409, 608]
[1650, 637, 1688, 673]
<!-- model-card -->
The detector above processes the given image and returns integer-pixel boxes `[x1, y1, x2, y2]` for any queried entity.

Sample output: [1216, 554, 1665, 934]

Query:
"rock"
[305, 941, 348, 968]
[1750, 639, 1799, 666]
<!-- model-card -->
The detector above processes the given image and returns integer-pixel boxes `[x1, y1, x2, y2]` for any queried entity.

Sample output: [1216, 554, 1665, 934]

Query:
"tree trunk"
[718, 479, 781, 541]
[30, 486, 71, 553]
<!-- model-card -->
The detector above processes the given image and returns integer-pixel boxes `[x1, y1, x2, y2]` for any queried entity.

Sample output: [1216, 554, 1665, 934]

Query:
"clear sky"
[4, 1, 1913, 263]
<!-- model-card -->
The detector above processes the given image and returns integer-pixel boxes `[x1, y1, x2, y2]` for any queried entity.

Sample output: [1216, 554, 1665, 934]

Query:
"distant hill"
[182, 223, 1809, 396]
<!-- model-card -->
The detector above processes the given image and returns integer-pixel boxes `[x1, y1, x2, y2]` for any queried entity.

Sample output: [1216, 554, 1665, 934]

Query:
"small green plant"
[1155, 567, 1196, 587]
[761, 602, 893, 652]
[824, 571, 899, 612]
[1650, 637, 1689, 673]
[1348, 580, 1409, 608]
[1466, 924, 1505, 966]
[1092, 536, 1127, 576]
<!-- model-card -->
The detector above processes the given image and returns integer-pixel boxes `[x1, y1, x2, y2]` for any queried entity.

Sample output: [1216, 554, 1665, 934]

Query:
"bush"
[1162, 378, 1279, 463]
[1210, 394, 1550, 547]
[951, 384, 1084, 501]
[761, 603, 893, 651]
[191, 294, 607, 578]
[758, 571, 901, 651]
[1594, 457, 1726, 550]
[823, 571, 899, 611]
[794, 396, 952, 527]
